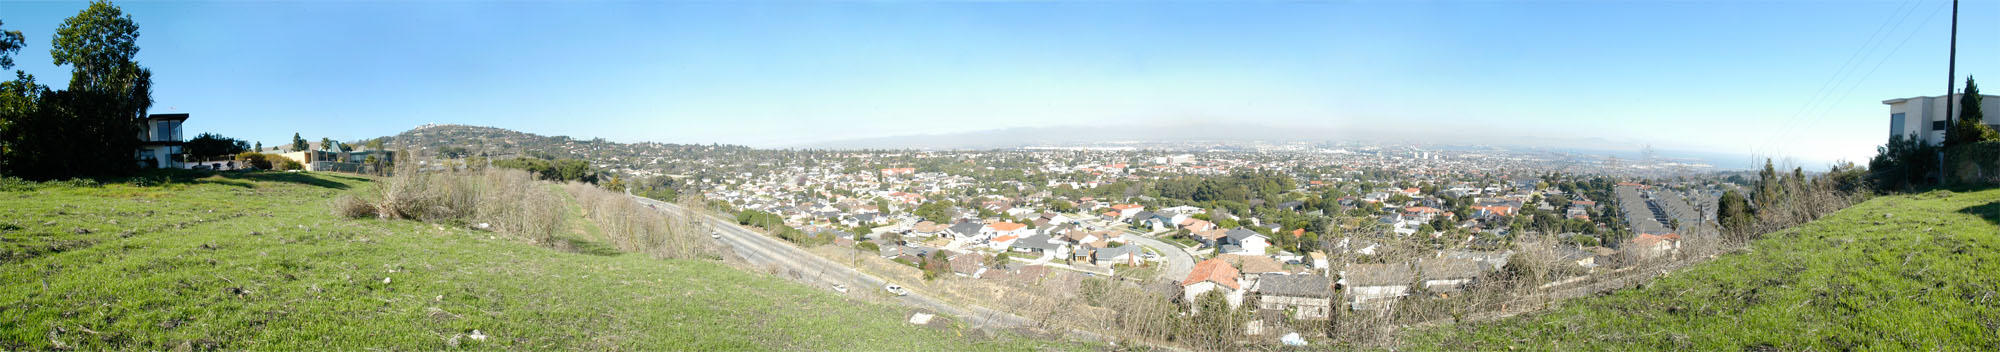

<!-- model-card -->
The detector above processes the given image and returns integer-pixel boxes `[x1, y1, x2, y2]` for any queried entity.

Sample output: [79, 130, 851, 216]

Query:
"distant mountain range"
[794, 122, 1766, 169]
[376, 123, 1765, 171]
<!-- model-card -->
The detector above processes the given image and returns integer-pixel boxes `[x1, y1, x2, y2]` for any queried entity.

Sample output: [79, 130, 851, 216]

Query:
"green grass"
[0, 171, 1079, 350]
[1403, 188, 2000, 350]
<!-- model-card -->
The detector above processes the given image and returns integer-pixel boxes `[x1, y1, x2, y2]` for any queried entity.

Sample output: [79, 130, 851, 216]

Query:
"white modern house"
[1884, 94, 2000, 146]
[135, 113, 188, 169]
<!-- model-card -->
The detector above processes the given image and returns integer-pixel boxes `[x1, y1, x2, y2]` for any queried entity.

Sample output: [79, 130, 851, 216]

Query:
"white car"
[884, 284, 908, 296]
[710, 231, 721, 239]
[832, 284, 848, 293]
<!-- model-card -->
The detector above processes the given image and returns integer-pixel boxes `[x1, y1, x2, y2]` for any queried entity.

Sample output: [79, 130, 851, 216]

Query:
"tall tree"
[1947, 77, 1997, 147]
[1716, 189, 1754, 241]
[0, 20, 31, 176]
[1, 2, 151, 179]
[290, 133, 307, 152]
[0, 20, 23, 69]
[52, 0, 151, 119]
[1754, 159, 1781, 211]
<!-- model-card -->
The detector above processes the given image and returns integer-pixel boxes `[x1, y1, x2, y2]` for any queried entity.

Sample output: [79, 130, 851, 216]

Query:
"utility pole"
[1947, 0, 1959, 136]
[1939, 0, 1958, 183]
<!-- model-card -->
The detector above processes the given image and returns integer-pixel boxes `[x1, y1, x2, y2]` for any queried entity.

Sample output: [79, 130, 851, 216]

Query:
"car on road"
[832, 284, 848, 293]
[884, 284, 908, 296]
[710, 231, 721, 239]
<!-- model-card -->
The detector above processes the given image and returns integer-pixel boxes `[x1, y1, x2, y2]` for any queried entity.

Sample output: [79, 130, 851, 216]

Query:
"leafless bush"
[563, 182, 709, 260]
[330, 194, 376, 218]
[1731, 172, 1870, 245]
[348, 163, 567, 244]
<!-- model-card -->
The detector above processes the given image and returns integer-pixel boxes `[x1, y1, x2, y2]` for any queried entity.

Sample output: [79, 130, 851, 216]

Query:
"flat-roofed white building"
[135, 113, 188, 169]
[1884, 94, 2000, 146]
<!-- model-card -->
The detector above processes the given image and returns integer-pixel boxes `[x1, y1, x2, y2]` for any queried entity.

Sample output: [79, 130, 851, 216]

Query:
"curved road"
[1120, 230, 1196, 282]
[631, 196, 1085, 336]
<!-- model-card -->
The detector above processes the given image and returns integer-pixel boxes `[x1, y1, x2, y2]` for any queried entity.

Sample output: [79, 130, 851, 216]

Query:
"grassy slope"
[0, 171, 1072, 350]
[1404, 188, 2000, 350]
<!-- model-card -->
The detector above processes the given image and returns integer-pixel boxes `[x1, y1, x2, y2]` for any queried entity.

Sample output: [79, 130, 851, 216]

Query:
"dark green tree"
[0, 20, 30, 175]
[184, 132, 249, 159]
[1947, 77, 1997, 147]
[290, 133, 307, 152]
[1754, 159, 1781, 210]
[914, 201, 953, 223]
[0, 3, 152, 179]
[52, 0, 151, 118]
[0, 20, 22, 69]
[1869, 134, 1939, 191]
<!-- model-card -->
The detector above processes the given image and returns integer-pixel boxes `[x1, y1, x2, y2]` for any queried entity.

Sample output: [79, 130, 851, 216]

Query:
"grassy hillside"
[1404, 188, 2000, 350]
[0, 171, 1074, 350]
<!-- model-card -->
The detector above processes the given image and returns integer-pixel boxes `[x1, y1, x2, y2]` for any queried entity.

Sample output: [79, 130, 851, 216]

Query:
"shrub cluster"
[563, 182, 708, 260]
[337, 164, 567, 245]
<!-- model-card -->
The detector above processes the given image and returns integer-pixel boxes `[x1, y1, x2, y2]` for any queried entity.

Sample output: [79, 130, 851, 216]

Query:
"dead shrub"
[331, 194, 376, 218]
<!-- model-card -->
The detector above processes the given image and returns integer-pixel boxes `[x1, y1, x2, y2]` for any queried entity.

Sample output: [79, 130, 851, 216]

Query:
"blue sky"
[2, 0, 1993, 167]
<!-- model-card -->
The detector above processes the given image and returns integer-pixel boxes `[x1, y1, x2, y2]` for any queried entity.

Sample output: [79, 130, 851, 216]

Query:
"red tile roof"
[990, 222, 1027, 231]
[1182, 258, 1242, 290]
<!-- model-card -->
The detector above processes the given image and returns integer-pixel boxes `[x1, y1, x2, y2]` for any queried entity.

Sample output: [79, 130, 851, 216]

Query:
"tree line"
[0, 2, 154, 180]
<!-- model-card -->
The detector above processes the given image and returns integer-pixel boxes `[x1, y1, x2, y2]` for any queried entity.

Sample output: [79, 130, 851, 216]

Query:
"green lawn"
[0, 171, 1077, 350]
[1403, 188, 2000, 350]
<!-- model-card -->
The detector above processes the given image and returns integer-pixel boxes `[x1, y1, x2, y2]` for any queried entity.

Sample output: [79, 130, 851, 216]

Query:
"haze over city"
[2, 1, 1993, 166]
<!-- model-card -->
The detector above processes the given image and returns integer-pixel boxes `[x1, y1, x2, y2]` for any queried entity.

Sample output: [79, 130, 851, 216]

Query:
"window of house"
[153, 120, 182, 141]
[1933, 120, 1949, 131]
[1891, 113, 1905, 137]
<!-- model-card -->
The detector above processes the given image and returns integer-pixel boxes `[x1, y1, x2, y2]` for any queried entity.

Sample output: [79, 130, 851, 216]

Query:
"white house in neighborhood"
[1254, 273, 1333, 320]
[1182, 258, 1244, 309]
[1341, 263, 1414, 311]
[1884, 93, 2000, 146]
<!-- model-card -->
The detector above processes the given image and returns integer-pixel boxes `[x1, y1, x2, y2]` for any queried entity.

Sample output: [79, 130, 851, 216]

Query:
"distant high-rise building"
[1883, 94, 1999, 146]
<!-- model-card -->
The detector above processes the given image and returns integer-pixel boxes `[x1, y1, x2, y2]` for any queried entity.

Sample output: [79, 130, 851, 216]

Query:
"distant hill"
[374, 124, 756, 174]
[796, 122, 1764, 169]
[1403, 187, 2000, 349]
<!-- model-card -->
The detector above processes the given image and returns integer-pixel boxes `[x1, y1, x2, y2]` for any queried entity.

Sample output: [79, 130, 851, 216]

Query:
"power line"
[1782, 0, 1951, 161]
[1754, 0, 1924, 157]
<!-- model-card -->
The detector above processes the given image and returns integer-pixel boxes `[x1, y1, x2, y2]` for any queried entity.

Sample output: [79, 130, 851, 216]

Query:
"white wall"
[1183, 282, 1244, 309]
[1886, 94, 2000, 146]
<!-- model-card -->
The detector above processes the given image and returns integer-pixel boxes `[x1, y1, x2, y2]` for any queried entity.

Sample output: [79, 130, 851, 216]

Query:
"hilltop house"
[276, 141, 397, 173]
[136, 113, 188, 169]
[1883, 93, 2000, 146]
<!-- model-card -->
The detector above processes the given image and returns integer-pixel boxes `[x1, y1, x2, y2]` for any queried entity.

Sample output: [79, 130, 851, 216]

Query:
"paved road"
[630, 196, 1046, 332]
[1121, 230, 1196, 282]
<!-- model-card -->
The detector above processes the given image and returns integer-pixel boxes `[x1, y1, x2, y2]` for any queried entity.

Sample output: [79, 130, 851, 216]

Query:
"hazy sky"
[3, 0, 1994, 166]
